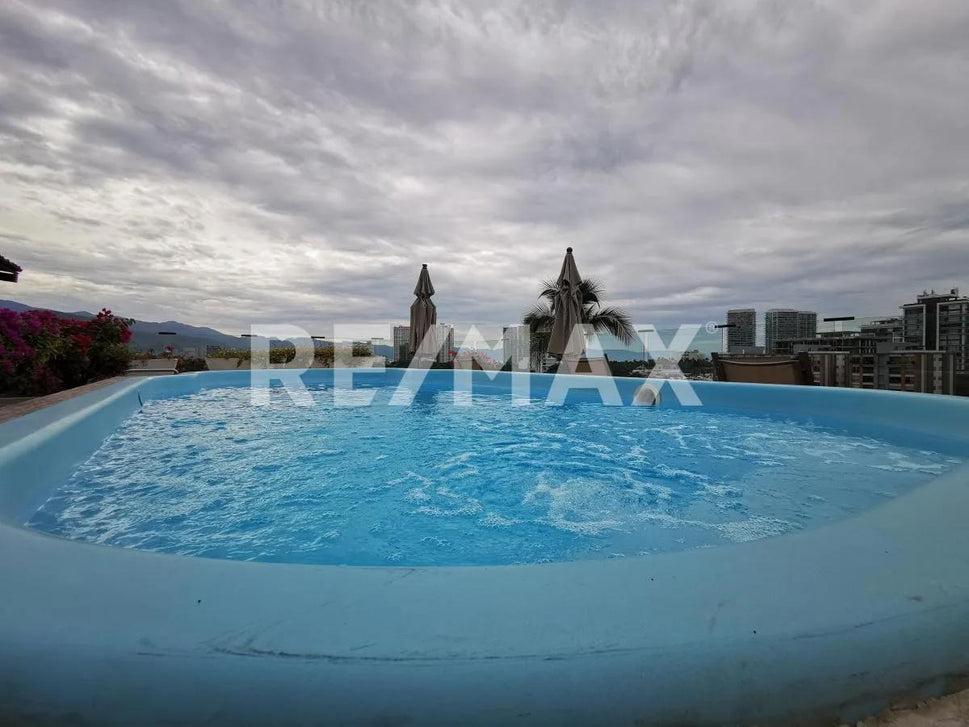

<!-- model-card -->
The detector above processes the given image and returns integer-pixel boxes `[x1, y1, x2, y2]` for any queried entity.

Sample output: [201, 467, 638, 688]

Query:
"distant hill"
[0, 299, 248, 354]
[127, 320, 250, 354]
[0, 299, 95, 319]
[1, 299, 723, 359]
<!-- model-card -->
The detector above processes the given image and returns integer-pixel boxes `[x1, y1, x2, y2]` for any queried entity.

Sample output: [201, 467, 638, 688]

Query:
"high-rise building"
[395, 324, 453, 364]
[775, 331, 884, 388]
[502, 325, 531, 371]
[859, 318, 904, 343]
[392, 325, 410, 363]
[765, 309, 797, 354]
[775, 331, 881, 357]
[725, 309, 756, 353]
[902, 288, 968, 372]
[796, 311, 817, 339]
[938, 297, 969, 373]
[806, 349, 955, 395]
[435, 324, 455, 364]
[717, 345, 956, 394]
[764, 309, 817, 354]
[902, 289, 952, 349]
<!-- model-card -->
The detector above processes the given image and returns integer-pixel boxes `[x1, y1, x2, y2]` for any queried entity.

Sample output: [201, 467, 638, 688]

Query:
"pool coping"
[0, 375, 128, 425]
[1, 371, 968, 726]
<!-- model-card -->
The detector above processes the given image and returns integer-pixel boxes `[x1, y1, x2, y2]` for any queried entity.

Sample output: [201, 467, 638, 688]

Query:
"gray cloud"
[0, 0, 967, 336]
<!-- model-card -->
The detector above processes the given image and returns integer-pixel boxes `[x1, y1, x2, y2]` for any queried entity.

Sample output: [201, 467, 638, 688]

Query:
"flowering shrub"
[0, 308, 134, 396]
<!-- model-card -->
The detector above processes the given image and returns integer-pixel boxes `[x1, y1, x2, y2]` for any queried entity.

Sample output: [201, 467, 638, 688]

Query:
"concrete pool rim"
[1, 370, 968, 726]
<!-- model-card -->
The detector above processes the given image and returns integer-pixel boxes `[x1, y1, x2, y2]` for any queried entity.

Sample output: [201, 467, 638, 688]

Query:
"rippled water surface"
[29, 384, 961, 565]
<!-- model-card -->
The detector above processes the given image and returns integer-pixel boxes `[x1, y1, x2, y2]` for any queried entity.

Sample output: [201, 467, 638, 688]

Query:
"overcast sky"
[1, 0, 967, 336]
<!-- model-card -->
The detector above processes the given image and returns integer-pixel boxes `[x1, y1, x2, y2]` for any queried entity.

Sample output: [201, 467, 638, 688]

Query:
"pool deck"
[0, 375, 126, 425]
[1, 370, 968, 726]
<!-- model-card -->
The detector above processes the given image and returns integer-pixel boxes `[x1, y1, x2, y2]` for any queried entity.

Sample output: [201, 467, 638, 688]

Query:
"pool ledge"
[1, 371, 968, 726]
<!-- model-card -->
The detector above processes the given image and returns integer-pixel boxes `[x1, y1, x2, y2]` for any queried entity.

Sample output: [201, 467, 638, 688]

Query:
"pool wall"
[1, 370, 968, 725]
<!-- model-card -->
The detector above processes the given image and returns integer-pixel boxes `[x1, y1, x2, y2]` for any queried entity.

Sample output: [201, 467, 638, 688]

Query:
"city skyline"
[3, 282, 963, 342]
[720, 287, 967, 381]
[1, 283, 964, 358]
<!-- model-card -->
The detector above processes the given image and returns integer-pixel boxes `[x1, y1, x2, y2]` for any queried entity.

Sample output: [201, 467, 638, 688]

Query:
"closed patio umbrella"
[409, 263, 437, 359]
[547, 247, 585, 358]
[0, 254, 21, 283]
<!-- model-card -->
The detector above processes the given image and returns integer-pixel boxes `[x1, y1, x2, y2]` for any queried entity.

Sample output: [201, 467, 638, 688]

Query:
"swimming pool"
[2, 369, 969, 726]
[28, 380, 962, 566]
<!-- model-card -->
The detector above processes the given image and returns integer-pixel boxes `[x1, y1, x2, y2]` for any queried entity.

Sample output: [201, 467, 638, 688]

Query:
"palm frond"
[578, 278, 603, 306]
[538, 279, 559, 302]
[523, 304, 554, 333]
[587, 306, 636, 344]
[525, 272, 634, 355]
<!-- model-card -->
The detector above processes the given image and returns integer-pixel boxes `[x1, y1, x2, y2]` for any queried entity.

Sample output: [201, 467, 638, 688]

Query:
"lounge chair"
[204, 357, 251, 371]
[711, 352, 815, 385]
[126, 358, 178, 376]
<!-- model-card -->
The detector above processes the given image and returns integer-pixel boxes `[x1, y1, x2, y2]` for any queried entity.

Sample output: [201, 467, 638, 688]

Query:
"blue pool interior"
[17, 371, 968, 565]
[3, 370, 969, 726]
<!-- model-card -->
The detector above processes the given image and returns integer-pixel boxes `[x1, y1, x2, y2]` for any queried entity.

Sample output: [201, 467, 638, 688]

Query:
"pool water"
[29, 384, 961, 565]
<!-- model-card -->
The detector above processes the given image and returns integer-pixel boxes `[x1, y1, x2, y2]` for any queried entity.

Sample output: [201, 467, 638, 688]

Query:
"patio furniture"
[204, 357, 250, 371]
[712, 352, 815, 385]
[126, 359, 178, 376]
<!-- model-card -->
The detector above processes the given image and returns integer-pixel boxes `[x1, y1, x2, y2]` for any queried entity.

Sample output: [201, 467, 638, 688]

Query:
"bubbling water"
[28, 385, 961, 565]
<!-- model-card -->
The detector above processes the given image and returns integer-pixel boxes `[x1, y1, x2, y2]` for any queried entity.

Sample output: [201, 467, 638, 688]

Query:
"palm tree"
[523, 278, 636, 359]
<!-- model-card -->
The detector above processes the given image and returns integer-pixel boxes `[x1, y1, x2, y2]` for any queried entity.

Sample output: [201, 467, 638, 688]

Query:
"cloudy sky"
[1, 0, 967, 337]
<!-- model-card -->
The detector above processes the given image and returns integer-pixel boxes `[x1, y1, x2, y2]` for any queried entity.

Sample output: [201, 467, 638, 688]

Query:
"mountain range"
[0, 299, 251, 354]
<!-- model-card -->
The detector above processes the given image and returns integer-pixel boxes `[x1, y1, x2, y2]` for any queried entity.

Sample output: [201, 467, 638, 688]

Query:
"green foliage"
[607, 359, 653, 377]
[607, 356, 713, 378]
[206, 345, 335, 367]
[89, 343, 135, 380]
[175, 356, 208, 373]
[206, 347, 252, 360]
[523, 277, 636, 355]
[316, 347, 334, 367]
[271, 347, 296, 364]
